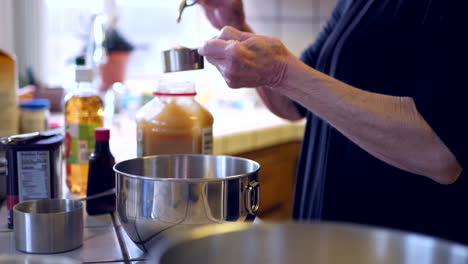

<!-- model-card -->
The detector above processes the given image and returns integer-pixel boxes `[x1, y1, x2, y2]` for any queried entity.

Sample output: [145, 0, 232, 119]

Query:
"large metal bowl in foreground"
[113, 154, 260, 252]
[152, 222, 468, 264]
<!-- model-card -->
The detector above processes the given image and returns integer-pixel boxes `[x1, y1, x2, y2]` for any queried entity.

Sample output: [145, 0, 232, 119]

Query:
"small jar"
[19, 99, 50, 133]
[136, 80, 214, 157]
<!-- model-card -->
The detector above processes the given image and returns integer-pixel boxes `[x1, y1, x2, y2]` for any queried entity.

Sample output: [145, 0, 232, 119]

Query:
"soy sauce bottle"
[86, 128, 116, 215]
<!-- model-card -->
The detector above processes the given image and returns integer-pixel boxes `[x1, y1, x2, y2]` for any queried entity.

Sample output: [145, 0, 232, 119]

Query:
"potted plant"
[99, 28, 134, 92]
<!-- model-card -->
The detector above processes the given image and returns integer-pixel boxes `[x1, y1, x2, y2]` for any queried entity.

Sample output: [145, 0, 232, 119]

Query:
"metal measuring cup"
[13, 189, 115, 254]
[162, 46, 204, 73]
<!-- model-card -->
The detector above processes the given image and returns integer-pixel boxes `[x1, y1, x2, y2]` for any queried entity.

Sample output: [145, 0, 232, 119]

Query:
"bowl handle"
[245, 181, 260, 215]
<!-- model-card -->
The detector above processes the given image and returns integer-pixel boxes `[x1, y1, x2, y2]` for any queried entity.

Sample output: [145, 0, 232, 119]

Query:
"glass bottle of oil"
[64, 66, 104, 194]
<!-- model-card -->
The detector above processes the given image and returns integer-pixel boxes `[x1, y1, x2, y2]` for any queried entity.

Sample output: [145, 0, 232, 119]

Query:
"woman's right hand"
[198, 0, 252, 32]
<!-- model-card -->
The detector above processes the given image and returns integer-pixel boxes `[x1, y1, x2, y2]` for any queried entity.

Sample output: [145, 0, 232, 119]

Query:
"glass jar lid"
[19, 99, 50, 110]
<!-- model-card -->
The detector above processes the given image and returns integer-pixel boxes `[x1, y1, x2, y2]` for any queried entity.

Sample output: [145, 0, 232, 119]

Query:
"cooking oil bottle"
[64, 66, 104, 194]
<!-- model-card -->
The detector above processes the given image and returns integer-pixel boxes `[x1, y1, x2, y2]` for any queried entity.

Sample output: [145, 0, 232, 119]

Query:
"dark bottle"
[86, 128, 116, 215]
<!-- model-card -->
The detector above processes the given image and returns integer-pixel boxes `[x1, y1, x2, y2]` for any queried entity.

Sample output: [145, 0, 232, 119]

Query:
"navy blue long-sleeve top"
[293, 0, 468, 244]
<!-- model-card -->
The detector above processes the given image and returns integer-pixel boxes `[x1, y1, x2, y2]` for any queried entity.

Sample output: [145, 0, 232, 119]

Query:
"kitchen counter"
[50, 106, 305, 162]
[0, 202, 149, 263]
[108, 107, 305, 162]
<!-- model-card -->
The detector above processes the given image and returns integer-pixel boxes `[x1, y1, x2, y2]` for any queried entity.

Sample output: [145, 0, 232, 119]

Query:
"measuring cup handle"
[245, 181, 260, 215]
[77, 188, 116, 202]
[186, 0, 200, 6]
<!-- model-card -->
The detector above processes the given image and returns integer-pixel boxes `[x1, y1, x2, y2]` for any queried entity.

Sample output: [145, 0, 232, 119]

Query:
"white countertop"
[110, 107, 305, 162]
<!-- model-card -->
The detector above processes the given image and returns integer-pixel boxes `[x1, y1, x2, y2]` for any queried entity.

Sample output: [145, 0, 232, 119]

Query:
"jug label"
[202, 127, 213, 154]
[17, 150, 51, 201]
[66, 123, 100, 163]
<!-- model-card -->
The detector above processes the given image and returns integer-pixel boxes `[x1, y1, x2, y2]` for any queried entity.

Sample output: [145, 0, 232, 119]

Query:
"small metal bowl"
[13, 199, 83, 254]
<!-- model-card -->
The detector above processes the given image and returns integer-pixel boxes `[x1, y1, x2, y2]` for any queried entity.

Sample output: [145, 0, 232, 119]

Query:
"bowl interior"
[14, 199, 82, 214]
[153, 223, 468, 264]
[114, 155, 260, 180]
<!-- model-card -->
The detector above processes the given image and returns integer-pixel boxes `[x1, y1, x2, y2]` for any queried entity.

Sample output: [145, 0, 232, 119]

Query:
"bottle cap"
[153, 80, 197, 96]
[75, 56, 86, 66]
[95, 128, 110, 141]
[75, 66, 94, 82]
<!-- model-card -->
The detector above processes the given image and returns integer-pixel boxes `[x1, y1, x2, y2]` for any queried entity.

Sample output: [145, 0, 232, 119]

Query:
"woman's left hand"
[198, 26, 295, 89]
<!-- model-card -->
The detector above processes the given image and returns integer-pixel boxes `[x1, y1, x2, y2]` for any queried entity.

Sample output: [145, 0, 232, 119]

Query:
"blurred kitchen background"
[0, 0, 336, 112]
[0, 0, 337, 219]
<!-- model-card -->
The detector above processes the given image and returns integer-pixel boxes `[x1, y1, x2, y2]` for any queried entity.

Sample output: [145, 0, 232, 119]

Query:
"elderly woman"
[198, 0, 468, 244]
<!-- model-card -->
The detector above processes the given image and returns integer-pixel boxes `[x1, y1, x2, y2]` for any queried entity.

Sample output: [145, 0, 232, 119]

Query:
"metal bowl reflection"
[113, 154, 260, 252]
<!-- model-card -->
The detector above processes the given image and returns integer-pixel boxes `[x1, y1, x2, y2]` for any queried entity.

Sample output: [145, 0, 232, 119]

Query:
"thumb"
[198, 39, 232, 59]
[217, 26, 253, 41]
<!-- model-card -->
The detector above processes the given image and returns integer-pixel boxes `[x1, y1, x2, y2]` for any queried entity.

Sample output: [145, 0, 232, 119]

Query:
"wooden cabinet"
[235, 141, 302, 220]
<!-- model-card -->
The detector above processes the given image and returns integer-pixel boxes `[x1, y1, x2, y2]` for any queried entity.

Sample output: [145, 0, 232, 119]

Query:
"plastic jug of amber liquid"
[64, 67, 104, 194]
[136, 80, 213, 157]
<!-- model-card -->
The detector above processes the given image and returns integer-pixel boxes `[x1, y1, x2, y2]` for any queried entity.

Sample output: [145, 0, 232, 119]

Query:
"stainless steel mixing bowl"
[113, 154, 260, 252]
[151, 222, 468, 264]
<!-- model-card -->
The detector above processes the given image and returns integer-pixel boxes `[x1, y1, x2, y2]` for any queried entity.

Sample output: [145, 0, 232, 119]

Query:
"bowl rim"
[13, 199, 83, 215]
[113, 154, 260, 182]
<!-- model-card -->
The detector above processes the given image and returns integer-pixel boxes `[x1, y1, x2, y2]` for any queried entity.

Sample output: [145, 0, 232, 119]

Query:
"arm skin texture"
[275, 57, 462, 184]
[230, 24, 305, 121]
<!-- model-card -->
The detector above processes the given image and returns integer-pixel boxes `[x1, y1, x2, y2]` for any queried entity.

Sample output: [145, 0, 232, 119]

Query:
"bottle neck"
[95, 140, 111, 154]
[76, 81, 97, 95]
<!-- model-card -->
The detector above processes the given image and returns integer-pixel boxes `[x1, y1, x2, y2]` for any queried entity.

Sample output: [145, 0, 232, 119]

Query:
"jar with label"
[136, 80, 213, 157]
[19, 99, 50, 133]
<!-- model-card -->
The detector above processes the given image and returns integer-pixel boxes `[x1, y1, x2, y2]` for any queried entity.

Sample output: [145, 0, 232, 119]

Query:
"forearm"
[235, 22, 305, 120]
[256, 87, 303, 121]
[244, 21, 303, 121]
[237, 22, 304, 121]
[278, 59, 462, 183]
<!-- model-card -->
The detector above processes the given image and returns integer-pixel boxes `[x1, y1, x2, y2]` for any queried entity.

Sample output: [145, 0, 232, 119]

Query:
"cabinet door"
[236, 141, 301, 220]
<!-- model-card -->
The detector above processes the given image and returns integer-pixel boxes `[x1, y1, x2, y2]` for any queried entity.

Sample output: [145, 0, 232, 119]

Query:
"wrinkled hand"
[198, 0, 247, 30]
[198, 26, 293, 89]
